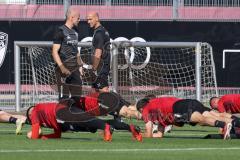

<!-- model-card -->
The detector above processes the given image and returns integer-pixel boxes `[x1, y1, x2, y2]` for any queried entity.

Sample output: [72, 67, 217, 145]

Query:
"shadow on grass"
[61, 137, 98, 141]
[172, 129, 210, 133]
[164, 135, 204, 139]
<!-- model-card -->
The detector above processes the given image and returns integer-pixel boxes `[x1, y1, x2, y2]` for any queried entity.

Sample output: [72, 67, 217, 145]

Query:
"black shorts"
[173, 99, 210, 123]
[65, 69, 82, 85]
[92, 75, 109, 89]
[109, 94, 131, 116]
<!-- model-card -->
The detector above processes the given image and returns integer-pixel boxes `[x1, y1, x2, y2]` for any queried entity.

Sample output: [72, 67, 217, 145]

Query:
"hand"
[41, 136, 48, 140]
[59, 65, 71, 76]
[27, 131, 32, 139]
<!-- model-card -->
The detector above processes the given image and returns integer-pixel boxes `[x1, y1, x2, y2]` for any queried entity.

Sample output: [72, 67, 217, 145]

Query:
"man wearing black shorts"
[136, 96, 240, 139]
[86, 12, 111, 92]
[52, 7, 83, 99]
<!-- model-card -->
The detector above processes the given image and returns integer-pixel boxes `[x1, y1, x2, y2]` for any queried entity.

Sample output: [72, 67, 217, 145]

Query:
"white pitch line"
[1, 148, 240, 153]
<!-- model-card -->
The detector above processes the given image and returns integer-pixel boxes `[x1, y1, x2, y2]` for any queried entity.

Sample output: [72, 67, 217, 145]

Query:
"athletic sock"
[214, 120, 225, 128]
[9, 117, 17, 124]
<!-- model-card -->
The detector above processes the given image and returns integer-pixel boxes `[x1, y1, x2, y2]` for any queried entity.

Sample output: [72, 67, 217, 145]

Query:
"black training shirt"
[92, 25, 111, 76]
[53, 25, 79, 61]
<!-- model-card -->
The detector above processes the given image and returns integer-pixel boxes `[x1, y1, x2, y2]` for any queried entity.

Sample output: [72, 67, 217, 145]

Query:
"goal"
[112, 41, 218, 104]
[13, 41, 218, 111]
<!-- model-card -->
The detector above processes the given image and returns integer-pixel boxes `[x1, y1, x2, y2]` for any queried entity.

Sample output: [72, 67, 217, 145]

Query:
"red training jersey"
[142, 97, 180, 128]
[30, 103, 65, 139]
[78, 92, 100, 116]
[217, 94, 240, 113]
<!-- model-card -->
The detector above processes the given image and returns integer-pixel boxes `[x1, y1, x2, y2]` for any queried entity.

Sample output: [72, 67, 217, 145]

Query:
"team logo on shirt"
[0, 32, 8, 68]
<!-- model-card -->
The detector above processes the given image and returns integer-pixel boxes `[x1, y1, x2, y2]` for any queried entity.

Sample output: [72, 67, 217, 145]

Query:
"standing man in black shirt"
[52, 7, 83, 99]
[86, 12, 111, 92]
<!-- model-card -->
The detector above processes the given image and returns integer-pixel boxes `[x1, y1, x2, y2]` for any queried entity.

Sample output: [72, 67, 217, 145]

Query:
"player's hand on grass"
[41, 136, 48, 140]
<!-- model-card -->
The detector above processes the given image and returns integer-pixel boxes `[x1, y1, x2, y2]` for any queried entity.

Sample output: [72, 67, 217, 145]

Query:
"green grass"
[1, 123, 240, 160]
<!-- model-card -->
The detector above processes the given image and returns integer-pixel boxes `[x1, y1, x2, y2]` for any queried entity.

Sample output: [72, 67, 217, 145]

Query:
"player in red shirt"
[76, 91, 142, 141]
[210, 94, 240, 113]
[26, 102, 113, 141]
[136, 96, 240, 140]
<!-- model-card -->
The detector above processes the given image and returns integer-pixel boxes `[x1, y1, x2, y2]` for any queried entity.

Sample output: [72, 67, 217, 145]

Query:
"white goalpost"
[13, 41, 218, 111]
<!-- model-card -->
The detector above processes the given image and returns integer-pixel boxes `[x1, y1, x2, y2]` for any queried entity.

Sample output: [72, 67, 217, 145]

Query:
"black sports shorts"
[173, 99, 211, 123]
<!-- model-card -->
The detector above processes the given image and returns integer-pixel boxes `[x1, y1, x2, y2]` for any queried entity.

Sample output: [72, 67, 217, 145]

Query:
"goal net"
[15, 43, 95, 109]
[13, 41, 218, 110]
[114, 41, 218, 104]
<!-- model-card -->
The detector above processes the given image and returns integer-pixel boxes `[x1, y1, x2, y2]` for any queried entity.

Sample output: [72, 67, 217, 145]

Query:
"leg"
[67, 69, 82, 98]
[0, 110, 25, 134]
[190, 111, 232, 139]
[190, 112, 217, 126]
[0, 110, 14, 122]
[105, 119, 130, 131]
[203, 111, 232, 124]
[207, 111, 240, 128]
[105, 119, 142, 141]
[56, 105, 113, 142]
[55, 66, 70, 99]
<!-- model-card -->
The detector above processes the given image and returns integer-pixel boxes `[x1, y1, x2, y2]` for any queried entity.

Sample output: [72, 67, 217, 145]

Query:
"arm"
[142, 121, 164, 138]
[77, 52, 83, 66]
[92, 32, 104, 71]
[142, 121, 153, 138]
[52, 44, 63, 67]
[28, 123, 61, 140]
[29, 123, 41, 139]
[77, 52, 84, 76]
[92, 49, 102, 71]
[152, 131, 164, 138]
[52, 29, 70, 76]
[52, 44, 71, 76]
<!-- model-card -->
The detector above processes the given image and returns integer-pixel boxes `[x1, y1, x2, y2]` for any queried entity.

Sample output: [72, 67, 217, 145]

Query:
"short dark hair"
[136, 98, 149, 111]
[209, 96, 218, 108]
[26, 105, 35, 125]
[145, 94, 156, 99]
[136, 94, 156, 111]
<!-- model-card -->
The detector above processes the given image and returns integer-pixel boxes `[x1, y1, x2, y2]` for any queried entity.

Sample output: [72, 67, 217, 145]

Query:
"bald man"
[52, 7, 83, 100]
[86, 12, 111, 92]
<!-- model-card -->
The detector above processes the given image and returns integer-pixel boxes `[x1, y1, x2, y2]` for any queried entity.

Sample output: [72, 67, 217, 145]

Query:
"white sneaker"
[164, 125, 173, 133]
[223, 123, 232, 140]
[152, 123, 158, 133]
[16, 119, 25, 135]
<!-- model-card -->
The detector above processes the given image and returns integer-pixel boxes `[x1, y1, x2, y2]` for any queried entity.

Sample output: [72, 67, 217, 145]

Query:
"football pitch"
[1, 123, 240, 160]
